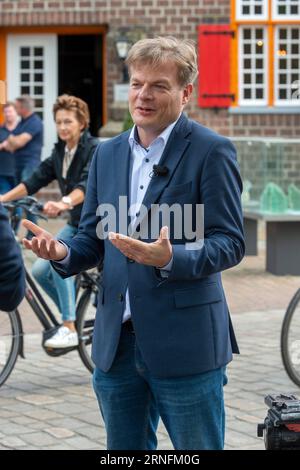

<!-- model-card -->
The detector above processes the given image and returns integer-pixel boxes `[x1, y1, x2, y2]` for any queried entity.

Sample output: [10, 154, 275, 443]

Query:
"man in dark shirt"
[0, 102, 19, 194]
[0, 95, 43, 236]
[10, 95, 43, 178]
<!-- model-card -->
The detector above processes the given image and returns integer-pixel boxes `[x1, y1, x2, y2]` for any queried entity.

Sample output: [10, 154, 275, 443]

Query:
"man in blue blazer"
[22, 37, 245, 450]
[0, 204, 25, 311]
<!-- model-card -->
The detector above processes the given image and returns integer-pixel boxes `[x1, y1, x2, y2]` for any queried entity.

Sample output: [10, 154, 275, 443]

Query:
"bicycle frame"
[24, 267, 60, 331]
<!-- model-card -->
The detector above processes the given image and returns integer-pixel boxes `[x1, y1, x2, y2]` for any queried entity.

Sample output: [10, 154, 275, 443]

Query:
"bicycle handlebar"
[2, 196, 47, 221]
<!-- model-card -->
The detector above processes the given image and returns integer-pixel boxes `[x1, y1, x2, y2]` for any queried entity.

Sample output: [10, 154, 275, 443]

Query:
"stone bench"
[244, 209, 300, 275]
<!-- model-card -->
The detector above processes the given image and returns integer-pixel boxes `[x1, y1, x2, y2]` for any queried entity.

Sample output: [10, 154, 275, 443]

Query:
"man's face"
[128, 60, 192, 135]
[3, 105, 18, 123]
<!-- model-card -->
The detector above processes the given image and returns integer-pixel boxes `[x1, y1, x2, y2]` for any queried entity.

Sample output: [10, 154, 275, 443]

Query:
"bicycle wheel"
[281, 288, 300, 387]
[0, 309, 22, 386]
[76, 288, 96, 373]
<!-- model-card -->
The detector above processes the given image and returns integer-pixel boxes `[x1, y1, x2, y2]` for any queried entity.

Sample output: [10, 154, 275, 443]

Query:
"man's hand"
[109, 226, 172, 268]
[22, 220, 68, 261]
[43, 201, 68, 217]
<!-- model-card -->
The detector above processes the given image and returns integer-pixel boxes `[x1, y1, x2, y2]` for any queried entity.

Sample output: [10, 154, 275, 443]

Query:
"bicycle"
[0, 197, 101, 386]
[281, 288, 300, 387]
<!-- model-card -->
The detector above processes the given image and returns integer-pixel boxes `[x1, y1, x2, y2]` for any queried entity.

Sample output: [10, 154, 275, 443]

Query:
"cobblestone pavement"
[1, 218, 299, 450]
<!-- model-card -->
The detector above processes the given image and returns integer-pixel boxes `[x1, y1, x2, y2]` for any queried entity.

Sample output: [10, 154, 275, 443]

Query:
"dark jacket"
[53, 114, 245, 378]
[0, 205, 25, 311]
[22, 130, 99, 228]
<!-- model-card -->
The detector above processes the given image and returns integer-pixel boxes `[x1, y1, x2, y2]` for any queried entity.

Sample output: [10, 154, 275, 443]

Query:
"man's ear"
[182, 83, 193, 105]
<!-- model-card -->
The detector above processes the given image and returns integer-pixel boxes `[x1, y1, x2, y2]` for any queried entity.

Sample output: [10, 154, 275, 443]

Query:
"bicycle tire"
[281, 288, 300, 387]
[0, 309, 22, 387]
[76, 288, 95, 373]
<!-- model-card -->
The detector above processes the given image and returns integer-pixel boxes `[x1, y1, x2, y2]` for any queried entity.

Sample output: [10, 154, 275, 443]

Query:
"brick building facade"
[0, 1, 299, 198]
[0, 0, 299, 138]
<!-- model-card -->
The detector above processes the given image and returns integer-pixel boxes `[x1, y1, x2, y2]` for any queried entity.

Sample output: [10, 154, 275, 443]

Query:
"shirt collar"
[128, 114, 181, 152]
[64, 144, 78, 156]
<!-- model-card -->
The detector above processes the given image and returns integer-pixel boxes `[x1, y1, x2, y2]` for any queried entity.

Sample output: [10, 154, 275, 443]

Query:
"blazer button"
[128, 258, 135, 263]
[118, 293, 124, 302]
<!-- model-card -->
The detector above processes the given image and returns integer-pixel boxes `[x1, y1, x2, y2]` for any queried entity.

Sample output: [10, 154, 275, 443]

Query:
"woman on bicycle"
[0, 94, 99, 348]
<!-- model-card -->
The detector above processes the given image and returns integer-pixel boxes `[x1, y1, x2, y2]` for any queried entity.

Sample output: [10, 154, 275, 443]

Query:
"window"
[273, 0, 300, 19]
[236, 0, 268, 20]
[239, 27, 268, 105]
[234, 0, 300, 107]
[19, 46, 44, 119]
[275, 26, 300, 104]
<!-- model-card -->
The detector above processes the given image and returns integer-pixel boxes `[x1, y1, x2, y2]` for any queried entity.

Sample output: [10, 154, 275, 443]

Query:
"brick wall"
[0, 0, 299, 138]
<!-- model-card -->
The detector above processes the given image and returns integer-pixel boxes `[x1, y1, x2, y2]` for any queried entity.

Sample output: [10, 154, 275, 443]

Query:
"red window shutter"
[198, 25, 233, 108]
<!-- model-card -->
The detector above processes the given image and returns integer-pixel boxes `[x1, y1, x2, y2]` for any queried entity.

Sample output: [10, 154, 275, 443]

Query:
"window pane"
[244, 58, 252, 68]
[34, 86, 43, 95]
[34, 60, 43, 69]
[256, 43, 264, 54]
[244, 44, 251, 54]
[34, 47, 43, 56]
[21, 73, 30, 82]
[20, 47, 30, 57]
[21, 86, 30, 94]
[280, 29, 287, 39]
[255, 29, 263, 39]
[279, 74, 287, 84]
[279, 59, 287, 69]
[21, 60, 30, 69]
[34, 73, 43, 82]
[279, 89, 287, 99]
[243, 29, 252, 40]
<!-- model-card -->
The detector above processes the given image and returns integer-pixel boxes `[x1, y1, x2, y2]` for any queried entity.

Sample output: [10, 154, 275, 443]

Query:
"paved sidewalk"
[0, 309, 298, 450]
[0, 218, 299, 450]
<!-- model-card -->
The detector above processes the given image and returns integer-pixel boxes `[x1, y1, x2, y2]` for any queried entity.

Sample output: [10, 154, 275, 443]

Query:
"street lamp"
[115, 36, 131, 83]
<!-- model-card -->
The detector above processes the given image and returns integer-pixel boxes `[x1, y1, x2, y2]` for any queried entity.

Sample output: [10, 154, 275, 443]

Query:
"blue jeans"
[0, 175, 15, 194]
[93, 324, 228, 450]
[31, 224, 77, 322]
[15, 164, 38, 236]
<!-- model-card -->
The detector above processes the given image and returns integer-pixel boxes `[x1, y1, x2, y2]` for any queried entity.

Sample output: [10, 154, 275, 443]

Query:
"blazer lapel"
[113, 132, 131, 234]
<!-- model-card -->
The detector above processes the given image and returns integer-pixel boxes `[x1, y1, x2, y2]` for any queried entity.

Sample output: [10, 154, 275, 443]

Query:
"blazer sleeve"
[167, 138, 245, 281]
[51, 148, 104, 278]
[0, 205, 25, 311]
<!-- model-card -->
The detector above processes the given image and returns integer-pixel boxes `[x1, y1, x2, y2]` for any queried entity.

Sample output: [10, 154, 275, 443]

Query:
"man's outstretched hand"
[22, 220, 68, 261]
[109, 226, 172, 268]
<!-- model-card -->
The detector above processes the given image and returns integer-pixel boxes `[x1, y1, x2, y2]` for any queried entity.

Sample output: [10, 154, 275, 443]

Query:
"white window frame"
[236, 0, 268, 21]
[272, 0, 300, 21]
[274, 25, 300, 105]
[239, 26, 269, 106]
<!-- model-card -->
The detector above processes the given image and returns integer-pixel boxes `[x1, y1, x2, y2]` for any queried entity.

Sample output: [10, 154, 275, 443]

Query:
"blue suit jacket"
[53, 114, 245, 378]
[0, 205, 25, 311]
